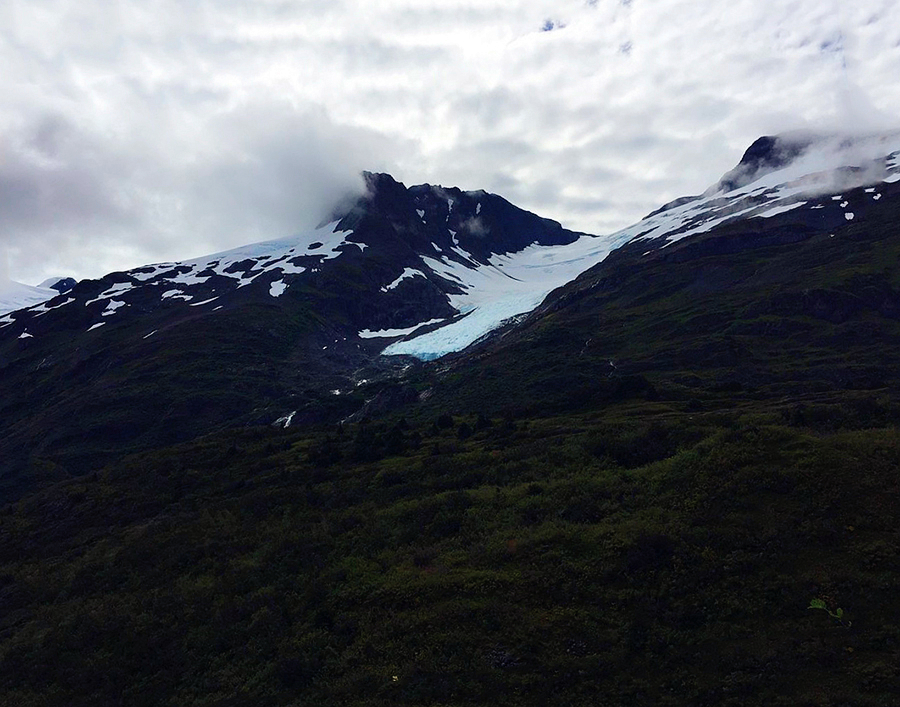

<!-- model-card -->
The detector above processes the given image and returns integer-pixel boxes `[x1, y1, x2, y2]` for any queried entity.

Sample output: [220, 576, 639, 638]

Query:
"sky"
[1, 0, 899, 285]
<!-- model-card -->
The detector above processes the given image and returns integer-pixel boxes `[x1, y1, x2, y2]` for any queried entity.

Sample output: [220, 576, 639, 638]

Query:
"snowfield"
[382, 235, 623, 358]
[0, 281, 59, 316]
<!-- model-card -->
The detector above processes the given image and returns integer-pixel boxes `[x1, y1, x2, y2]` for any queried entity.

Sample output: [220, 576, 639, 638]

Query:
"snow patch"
[87, 322, 105, 331]
[161, 289, 192, 301]
[359, 319, 446, 339]
[757, 201, 807, 219]
[86, 282, 134, 306]
[845, 212, 855, 221]
[269, 280, 287, 297]
[274, 411, 297, 429]
[31, 297, 76, 317]
[102, 300, 127, 316]
[271, 259, 306, 275]
[381, 268, 426, 292]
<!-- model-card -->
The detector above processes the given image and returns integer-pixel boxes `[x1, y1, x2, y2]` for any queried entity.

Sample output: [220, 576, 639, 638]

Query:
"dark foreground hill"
[1, 135, 899, 706]
[1, 369, 897, 706]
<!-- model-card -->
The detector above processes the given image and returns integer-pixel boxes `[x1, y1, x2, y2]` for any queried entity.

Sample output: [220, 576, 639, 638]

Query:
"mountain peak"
[361, 170, 405, 196]
[710, 130, 900, 197]
[619, 130, 900, 256]
[711, 132, 817, 194]
[38, 276, 77, 294]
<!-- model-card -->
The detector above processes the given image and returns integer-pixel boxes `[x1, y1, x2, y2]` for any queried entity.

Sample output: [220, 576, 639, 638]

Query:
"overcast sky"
[1, 0, 899, 284]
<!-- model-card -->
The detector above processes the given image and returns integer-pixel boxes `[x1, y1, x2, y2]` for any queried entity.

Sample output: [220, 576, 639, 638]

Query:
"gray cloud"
[0, 101, 397, 279]
[0, 115, 139, 231]
[183, 102, 398, 254]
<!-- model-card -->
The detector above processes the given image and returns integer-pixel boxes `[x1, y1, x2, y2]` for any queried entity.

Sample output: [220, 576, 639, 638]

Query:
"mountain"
[419, 131, 900, 416]
[361, 131, 900, 362]
[0, 173, 606, 496]
[4, 133, 900, 496]
[1, 173, 607, 354]
[615, 131, 900, 256]
[2, 135, 900, 707]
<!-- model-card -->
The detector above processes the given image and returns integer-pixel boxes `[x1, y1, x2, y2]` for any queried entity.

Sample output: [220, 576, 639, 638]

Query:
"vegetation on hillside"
[1, 399, 898, 706]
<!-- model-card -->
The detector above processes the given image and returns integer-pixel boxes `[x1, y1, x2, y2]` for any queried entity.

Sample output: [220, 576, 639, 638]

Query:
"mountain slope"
[1, 174, 610, 359]
[616, 131, 900, 255]
[0, 174, 605, 499]
[418, 132, 900, 418]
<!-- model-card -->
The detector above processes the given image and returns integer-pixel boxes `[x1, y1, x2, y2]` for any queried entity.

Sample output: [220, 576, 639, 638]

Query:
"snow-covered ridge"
[2, 221, 361, 337]
[0, 281, 59, 317]
[380, 132, 900, 360]
[129, 220, 354, 289]
[11, 137, 893, 357]
[617, 132, 900, 249]
[97, 219, 357, 314]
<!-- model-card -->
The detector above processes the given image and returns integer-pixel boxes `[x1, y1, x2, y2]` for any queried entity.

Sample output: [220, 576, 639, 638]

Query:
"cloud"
[0, 101, 397, 281]
[180, 102, 398, 255]
[1, 0, 899, 283]
[461, 216, 488, 237]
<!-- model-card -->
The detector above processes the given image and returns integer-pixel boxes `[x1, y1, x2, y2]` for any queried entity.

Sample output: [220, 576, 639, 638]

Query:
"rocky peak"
[712, 133, 817, 194]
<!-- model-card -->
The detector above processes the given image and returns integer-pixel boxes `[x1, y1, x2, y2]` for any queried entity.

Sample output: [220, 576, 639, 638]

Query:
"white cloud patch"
[0, 0, 898, 283]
